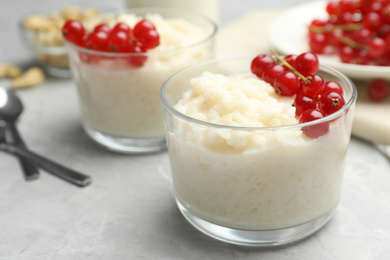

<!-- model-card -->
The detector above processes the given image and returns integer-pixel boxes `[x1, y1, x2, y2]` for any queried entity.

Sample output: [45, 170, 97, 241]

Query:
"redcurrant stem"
[337, 36, 369, 50]
[270, 50, 309, 83]
[309, 23, 362, 33]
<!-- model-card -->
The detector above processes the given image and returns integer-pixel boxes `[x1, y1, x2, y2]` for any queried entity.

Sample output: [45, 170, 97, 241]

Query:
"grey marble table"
[1, 1, 390, 259]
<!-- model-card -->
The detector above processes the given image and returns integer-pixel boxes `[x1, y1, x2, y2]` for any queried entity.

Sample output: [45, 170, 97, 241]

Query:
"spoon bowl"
[0, 88, 23, 122]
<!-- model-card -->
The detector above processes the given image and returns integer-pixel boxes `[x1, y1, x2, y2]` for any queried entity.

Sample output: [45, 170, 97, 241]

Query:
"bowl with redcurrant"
[160, 52, 357, 246]
[268, 0, 390, 81]
[63, 8, 217, 153]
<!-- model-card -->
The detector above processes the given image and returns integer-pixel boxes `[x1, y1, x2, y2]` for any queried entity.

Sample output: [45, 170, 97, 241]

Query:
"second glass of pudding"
[66, 8, 216, 153]
[161, 57, 357, 246]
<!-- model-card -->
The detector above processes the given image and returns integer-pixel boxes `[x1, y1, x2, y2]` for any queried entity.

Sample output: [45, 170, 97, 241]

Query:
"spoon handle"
[6, 123, 39, 180]
[1, 143, 91, 187]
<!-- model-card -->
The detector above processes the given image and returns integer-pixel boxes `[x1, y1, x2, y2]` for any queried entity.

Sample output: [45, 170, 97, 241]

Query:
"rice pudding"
[165, 71, 354, 230]
[66, 10, 216, 152]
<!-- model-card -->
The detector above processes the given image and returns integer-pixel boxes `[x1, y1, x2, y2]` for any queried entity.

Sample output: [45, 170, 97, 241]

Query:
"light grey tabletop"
[1, 1, 390, 259]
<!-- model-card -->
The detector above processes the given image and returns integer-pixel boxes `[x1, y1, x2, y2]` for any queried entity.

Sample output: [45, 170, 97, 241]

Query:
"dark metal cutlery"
[0, 88, 39, 180]
[0, 126, 91, 187]
[0, 88, 91, 187]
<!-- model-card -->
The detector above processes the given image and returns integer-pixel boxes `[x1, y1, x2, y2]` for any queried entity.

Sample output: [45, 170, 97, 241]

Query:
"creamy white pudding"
[167, 71, 352, 230]
[67, 11, 216, 152]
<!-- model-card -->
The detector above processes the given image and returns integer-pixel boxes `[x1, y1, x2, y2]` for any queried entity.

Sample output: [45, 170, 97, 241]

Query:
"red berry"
[133, 19, 156, 38]
[381, 5, 390, 24]
[339, 46, 356, 63]
[262, 64, 285, 86]
[339, 11, 354, 24]
[385, 34, 390, 50]
[326, 1, 340, 15]
[309, 33, 328, 54]
[318, 91, 346, 115]
[294, 94, 317, 117]
[108, 31, 130, 52]
[86, 31, 109, 51]
[125, 43, 147, 67]
[299, 109, 329, 138]
[295, 52, 319, 77]
[77, 34, 89, 48]
[251, 54, 276, 78]
[327, 29, 344, 49]
[355, 49, 370, 65]
[283, 54, 298, 68]
[363, 1, 383, 14]
[300, 74, 324, 99]
[112, 22, 132, 36]
[363, 12, 382, 31]
[93, 24, 111, 34]
[137, 29, 160, 49]
[339, 0, 355, 13]
[310, 19, 327, 27]
[368, 37, 386, 58]
[329, 14, 341, 25]
[349, 28, 372, 44]
[274, 71, 300, 96]
[367, 78, 389, 102]
[378, 24, 390, 38]
[324, 81, 343, 96]
[62, 20, 85, 44]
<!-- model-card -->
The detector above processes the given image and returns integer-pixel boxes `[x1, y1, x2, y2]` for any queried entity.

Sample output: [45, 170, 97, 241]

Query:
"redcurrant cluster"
[308, 0, 390, 65]
[251, 51, 346, 138]
[62, 19, 160, 66]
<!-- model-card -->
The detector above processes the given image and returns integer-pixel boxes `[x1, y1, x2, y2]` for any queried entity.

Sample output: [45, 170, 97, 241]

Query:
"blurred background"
[1, 1, 390, 259]
[0, 0, 311, 65]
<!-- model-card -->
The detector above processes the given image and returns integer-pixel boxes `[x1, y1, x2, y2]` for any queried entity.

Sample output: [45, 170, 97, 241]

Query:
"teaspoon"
[0, 125, 91, 187]
[0, 88, 39, 180]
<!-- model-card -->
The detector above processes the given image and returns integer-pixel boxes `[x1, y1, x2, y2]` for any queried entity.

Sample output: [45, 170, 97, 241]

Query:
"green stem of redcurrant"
[270, 50, 309, 83]
[337, 36, 369, 50]
[309, 23, 362, 33]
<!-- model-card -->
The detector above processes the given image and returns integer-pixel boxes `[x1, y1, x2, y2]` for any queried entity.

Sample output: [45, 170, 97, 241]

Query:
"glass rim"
[64, 7, 218, 57]
[160, 56, 358, 131]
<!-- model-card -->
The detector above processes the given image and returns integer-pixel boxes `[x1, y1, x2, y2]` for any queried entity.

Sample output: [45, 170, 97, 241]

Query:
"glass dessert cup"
[160, 57, 357, 246]
[66, 8, 217, 153]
